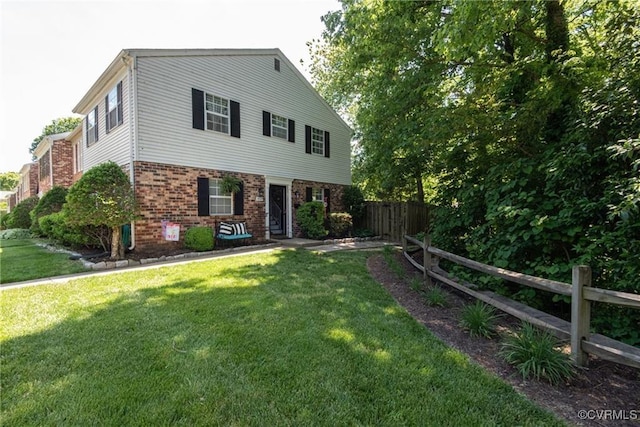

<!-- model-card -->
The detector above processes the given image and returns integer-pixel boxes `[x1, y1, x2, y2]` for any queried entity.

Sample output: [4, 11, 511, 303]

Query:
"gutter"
[125, 53, 137, 250]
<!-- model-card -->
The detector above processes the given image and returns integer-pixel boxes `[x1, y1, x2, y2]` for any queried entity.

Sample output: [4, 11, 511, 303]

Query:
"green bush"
[39, 212, 107, 249]
[30, 186, 68, 235]
[0, 228, 32, 240]
[296, 201, 328, 239]
[500, 322, 574, 385]
[6, 196, 38, 229]
[328, 212, 353, 238]
[184, 226, 214, 251]
[460, 301, 499, 338]
[424, 286, 449, 307]
[0, 212, 9, 230]
[342, 186, 366, 227]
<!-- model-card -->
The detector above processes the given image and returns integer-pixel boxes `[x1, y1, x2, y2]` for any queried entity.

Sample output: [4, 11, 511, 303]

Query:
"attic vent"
[274, 58, 280, 72]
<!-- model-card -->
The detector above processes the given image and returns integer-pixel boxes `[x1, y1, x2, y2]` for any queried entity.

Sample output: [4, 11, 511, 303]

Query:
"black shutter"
[197, 177, 209, 216]
[94, 107, 99, 142]
[230, 101, 240, 138]
[324, 188, 331, 213]
[192, 88, 205, 130]
[306, 187, 312, 202]
[233, 181, 244, 215]
[117, 81, 123, 126]
[105, 95, 110, 134]
[288, 119, 295, 142]
[262, 111, 271, 136]
[324, 131, 330, 158]
[305, 125, 312, 154]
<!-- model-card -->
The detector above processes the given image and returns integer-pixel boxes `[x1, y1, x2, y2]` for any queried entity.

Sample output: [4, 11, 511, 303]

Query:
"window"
[311, 127, 324, 155]
[39, 150, 50, 179]
[312, 188, 324, 202]
[206, 93, 229, 134]
[86, 107, 98, 146]
[209, 179, 233, 215]
[272, 114, 288, 139]
[105, 81, 123, 133]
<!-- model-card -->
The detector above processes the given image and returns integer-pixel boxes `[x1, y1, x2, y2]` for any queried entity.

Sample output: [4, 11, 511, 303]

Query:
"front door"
[269, 185, 286, 236]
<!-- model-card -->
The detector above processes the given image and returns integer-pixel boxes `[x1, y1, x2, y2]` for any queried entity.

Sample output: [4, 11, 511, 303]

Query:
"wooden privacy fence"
[402, 234, 640, 369]
[364, 202, 429, 242]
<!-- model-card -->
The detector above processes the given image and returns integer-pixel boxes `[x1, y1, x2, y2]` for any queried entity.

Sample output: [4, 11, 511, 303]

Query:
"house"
[14, 162, 38, 205]
[32, 132, 75, 196]
[72, 48, 352, 249]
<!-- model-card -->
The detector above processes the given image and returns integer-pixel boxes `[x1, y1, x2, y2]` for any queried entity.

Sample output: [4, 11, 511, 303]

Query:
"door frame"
[264, 176, 293, 239]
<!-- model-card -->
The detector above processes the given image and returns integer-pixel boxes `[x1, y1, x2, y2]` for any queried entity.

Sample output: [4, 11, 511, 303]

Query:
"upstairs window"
[262, 111, 295, 142]
[206, 94, 229, 134]
[311, 127, 324, 155]
[105, 81, 123, 133]
[272, 114, 288, 140]
[86, 107, 98, 146]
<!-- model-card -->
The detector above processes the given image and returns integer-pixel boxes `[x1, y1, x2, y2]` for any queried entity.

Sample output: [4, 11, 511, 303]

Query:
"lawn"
[0, 239, 87, 284]
[0, 249, 563, 426]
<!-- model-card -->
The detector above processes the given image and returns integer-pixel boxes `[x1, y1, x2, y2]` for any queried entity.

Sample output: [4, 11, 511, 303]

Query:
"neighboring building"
[33, 132, 74, 196]
[72, 48, 352, 249]
[15, 162, 38, 204]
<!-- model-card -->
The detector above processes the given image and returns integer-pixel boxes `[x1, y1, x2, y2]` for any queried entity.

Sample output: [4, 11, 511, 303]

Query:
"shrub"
[39, 212, 107, 250]
[30, 186, 68, 235]
[296, 201, 327, 239]
[0, 212, 9, 230]
[342, 186, 366, 227]
[424, 286, 448, 307]
[460, 301, 499, 338]
[500, 322, 574, 385]
[0, 228, 32, 240]
[184, 226, 214, 251]
[6, 196, 38, 229]
[328, 212, 353, 238]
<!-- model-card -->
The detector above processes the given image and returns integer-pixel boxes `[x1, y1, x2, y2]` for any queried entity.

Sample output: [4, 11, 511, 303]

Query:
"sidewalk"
[1, 239, 393, 291]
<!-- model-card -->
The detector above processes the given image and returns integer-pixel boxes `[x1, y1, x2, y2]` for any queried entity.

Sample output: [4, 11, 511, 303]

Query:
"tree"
[64, 161, 137, 259]
[0, 172, 19, 191]
[30, 117, 82, 159]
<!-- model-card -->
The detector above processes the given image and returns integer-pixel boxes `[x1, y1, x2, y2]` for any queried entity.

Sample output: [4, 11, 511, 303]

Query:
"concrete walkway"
[1, 238, 393, 291]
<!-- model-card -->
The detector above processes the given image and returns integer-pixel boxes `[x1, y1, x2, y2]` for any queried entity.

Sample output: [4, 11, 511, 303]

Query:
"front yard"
[0, 249, 562, 425]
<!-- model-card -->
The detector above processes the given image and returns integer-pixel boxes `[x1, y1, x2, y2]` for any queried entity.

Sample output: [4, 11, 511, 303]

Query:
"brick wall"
[28, 164, 38, 198]
[132, 161, 266, 249]
[291, 179, 346, 237]
[52, 140, 74, 188]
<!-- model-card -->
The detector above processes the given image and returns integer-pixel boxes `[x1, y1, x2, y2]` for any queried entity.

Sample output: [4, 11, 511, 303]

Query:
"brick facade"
[39, 140, 74, 194]
[130, 161, 348, 249]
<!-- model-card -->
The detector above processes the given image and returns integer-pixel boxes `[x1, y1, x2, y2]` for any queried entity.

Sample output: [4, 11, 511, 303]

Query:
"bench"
[216, 221, 253, 247]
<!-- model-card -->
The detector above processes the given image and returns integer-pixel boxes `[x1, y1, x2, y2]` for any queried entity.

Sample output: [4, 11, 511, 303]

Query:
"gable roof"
[72, 48, 351, 133]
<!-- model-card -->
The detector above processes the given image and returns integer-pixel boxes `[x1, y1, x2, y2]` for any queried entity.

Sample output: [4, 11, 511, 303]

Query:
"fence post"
[424, 234, 431, 285]
[571, 265, 592, 366]
[402, 228, 407, 255]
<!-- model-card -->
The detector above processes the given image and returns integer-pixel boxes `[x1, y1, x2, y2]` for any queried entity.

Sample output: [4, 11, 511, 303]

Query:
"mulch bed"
[367, 252, 639, 427]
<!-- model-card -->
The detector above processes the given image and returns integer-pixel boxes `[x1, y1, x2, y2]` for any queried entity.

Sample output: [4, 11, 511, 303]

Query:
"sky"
[0, 0, 341, 173]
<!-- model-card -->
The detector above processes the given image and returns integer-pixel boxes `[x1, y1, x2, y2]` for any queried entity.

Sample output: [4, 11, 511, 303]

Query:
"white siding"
[135, 54, 351, 185]
[82, 69, 132, 170]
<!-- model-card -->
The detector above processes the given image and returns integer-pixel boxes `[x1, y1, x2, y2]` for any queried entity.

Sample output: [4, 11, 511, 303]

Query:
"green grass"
[1, 249, 564, 425]
[0, 239, 87, 284]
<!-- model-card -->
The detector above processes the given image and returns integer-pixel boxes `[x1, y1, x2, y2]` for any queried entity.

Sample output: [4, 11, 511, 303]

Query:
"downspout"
[125, 53, 137, 250]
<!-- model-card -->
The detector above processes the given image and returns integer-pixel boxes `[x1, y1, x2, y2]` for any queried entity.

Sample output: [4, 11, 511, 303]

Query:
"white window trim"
[271, 113, 288, 140]
[209, 178, 233, 215]
[312, 188, 324, 202]
[205, 93, 230, 135]
[86, 109, 97, 146]
[311, 127, 324, 155]
[106, 85, 119, 132]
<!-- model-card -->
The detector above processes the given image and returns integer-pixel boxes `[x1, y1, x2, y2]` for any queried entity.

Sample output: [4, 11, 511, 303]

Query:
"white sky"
[0, 0, 340, 173]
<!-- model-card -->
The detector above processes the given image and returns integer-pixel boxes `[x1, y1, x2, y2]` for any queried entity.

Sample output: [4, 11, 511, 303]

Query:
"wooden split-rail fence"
[402, 234, 640, 369]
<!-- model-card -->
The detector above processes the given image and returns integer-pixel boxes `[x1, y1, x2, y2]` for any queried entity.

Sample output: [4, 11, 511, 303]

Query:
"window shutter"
[197, 177, 209, 216]
[105, 95, 110, 134]
[117, 81, 123, 125]
[192, 88, 205, 130]
[306, 187, 312, 202]
[324, 131, 330, 158]
[230, 100, 240, 138]
[85, 116, 89, 147]
[262, 111, 271, 136]
[288, 119, 295, 142]
[305, 125, 311, 154]
[94, 107, 99, 142]
[233, 181, 244, 215]
[324, 188, 331, 213]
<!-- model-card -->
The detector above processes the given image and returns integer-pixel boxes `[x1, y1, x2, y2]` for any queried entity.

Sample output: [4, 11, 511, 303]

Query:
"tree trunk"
[111, 225, 123, 260]
[415, 171, 425, 203]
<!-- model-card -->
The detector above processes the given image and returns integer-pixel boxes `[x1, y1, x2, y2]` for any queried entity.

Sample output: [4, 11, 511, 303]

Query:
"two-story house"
[72, 49, 352, 249]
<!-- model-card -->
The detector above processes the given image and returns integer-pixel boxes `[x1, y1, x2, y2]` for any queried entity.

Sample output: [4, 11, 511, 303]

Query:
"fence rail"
[403, 234, 640, 369]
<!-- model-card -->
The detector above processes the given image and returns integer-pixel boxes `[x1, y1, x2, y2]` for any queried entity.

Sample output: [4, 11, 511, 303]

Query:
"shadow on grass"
[1, 249, 562, 426]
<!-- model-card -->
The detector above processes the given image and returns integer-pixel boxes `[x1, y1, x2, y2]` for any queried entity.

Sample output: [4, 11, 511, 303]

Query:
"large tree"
[0, 172, 19, 191]
[30, 117, 82, 159]
[64, 161, 137, 260]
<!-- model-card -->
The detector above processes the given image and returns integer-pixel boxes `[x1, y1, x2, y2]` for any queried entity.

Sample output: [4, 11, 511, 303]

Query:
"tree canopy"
[0, 172, 19, 191]
[30, 117, 82, 159]
[310, 0, 640, 344]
